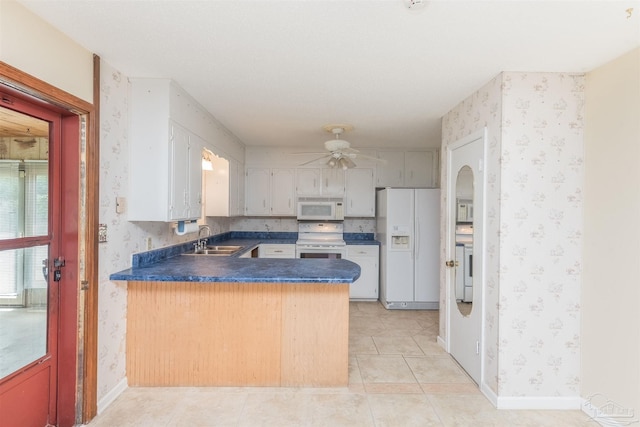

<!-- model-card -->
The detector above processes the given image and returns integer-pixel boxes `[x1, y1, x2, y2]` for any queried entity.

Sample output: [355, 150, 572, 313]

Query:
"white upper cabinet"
[163, 121, 203, 221]
[296, 168, 321, 196]
[245, 168, 295, 216]
[376, 151, 405, 187]
[376, 149, 439, 188]
[345, 168, 375, 217]
[296, 168, 344, 196]
[245, 168, 271, 215]
[128, 78, 205, 221]
[405, 150, 436, 187]
[242, 147, 441, 218]
[270, 168, 296, 215]
[322, 168, 345, 196]
[228, 159, 243, 216]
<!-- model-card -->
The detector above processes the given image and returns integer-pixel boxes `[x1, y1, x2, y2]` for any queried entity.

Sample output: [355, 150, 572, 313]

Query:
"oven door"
[296, 245, 345, 259]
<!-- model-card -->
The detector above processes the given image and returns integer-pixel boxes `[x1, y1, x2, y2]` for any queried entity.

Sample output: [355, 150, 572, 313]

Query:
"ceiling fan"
[297, 124, 383, 169]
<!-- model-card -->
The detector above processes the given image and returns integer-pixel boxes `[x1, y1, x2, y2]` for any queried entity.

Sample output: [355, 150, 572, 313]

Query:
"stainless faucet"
[199, 225, 211, 238]
[195, 225, 211, 251]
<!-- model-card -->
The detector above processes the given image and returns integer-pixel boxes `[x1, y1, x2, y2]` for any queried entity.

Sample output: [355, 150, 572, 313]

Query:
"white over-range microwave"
[297, 197, 345, 221]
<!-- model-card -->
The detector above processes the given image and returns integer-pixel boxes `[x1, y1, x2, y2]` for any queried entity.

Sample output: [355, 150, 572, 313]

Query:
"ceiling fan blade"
[352, 153, 388, 163]
[299, 154, 331, 166]
[291, 151, 329, 155]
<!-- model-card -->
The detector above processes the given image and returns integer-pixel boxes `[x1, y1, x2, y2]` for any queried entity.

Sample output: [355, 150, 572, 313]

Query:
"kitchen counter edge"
[109, 237, 373, 283]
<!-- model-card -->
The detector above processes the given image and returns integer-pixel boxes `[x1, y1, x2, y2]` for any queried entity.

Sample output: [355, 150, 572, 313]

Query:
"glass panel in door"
[455, 165, 473, 317]
[0, 106, 51, 380]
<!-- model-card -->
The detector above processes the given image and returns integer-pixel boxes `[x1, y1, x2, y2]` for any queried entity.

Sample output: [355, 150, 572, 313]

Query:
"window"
[0, 161, 48, 303]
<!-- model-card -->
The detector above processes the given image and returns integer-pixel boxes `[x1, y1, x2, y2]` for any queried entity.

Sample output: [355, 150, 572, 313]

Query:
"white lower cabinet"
[346, 245, 379, 300]
[259, 244, 296, 259]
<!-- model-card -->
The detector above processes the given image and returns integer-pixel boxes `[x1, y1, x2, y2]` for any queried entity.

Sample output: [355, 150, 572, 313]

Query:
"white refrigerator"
[377, 188, 440, 309]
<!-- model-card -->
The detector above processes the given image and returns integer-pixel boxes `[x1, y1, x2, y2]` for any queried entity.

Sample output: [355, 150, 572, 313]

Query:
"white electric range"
[296, 222, 346, 259]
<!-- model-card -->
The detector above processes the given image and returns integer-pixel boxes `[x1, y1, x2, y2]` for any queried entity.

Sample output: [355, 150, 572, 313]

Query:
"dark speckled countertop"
[109, 231, 378, 284]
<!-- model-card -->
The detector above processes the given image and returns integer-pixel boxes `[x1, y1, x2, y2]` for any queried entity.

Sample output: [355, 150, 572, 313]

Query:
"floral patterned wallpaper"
[441, 72, 584, 401]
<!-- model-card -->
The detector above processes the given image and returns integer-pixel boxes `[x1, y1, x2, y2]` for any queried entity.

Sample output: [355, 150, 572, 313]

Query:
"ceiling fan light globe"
[344, 157, 356, 169]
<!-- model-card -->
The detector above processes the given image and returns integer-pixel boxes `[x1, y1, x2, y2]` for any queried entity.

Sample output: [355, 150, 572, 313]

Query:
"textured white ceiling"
[18, 0, 640, 149]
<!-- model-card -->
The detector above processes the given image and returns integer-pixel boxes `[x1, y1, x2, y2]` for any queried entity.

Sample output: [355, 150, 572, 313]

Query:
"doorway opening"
[0, 61, 96, 426]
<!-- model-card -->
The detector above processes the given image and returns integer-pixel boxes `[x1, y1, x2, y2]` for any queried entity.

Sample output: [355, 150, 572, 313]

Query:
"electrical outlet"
[145, 237, 152, 250]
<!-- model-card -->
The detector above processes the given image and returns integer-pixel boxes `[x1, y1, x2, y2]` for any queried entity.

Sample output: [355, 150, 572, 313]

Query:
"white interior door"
[446, 130, 485, 385]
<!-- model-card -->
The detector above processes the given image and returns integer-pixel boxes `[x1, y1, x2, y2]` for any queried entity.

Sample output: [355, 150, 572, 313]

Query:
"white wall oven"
[296, 222, 346, 259]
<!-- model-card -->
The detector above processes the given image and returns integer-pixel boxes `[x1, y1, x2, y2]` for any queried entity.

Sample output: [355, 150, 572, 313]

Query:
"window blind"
[0, 162, 19, 296]
[24, 162, 49, 290]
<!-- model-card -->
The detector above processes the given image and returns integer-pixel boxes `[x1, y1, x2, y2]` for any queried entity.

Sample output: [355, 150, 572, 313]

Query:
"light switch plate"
[98, 223, 107, 243]
[116, 197, 126, 214]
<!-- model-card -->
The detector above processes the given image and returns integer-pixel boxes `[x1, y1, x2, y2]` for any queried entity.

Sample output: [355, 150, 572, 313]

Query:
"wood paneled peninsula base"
[126, 281, 349, 387]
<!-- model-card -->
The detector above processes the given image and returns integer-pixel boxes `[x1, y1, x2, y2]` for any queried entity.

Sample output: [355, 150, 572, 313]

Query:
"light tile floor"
[86, 301, 591, 426]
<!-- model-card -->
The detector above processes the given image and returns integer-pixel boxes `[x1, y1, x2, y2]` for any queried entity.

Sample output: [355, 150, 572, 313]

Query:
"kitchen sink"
[185, 245, 244, 256]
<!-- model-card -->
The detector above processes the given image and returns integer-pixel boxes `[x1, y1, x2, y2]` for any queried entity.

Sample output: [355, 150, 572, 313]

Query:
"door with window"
[445, 129, 485, 386]
[0, 103, 62, 426]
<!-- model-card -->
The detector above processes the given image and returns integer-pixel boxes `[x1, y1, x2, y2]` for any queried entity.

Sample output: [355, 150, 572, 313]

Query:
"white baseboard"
[437, 335, 446, 350]
[496, 396, 581, 410]
[97, 377, 128, 415]
[481, 383, 498, 407]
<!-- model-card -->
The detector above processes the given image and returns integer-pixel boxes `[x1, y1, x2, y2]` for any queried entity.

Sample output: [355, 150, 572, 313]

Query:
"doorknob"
[445, 260, 459, 268]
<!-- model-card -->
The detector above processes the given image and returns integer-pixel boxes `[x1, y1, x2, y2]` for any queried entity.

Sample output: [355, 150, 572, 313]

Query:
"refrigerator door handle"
[415, 220, 420, 257]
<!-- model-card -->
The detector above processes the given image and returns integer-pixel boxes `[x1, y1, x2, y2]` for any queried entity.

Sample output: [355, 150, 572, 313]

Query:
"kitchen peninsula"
[110, 244, 360, 388]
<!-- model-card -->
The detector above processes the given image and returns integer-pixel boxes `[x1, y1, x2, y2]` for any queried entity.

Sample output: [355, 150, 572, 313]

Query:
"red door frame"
[0, 64, 90, 426]
[0, 89, 79, 427]
[58, 113, 80, 426]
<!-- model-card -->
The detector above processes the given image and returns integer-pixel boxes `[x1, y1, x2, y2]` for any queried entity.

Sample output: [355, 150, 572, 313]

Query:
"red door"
[0, 99, 65, 426]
